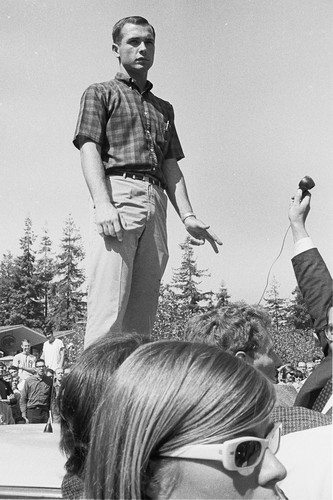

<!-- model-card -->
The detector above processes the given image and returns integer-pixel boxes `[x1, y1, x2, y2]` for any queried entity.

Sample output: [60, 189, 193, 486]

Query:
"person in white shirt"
[41, 329, 65, 371]
[12, 340, 36, 382]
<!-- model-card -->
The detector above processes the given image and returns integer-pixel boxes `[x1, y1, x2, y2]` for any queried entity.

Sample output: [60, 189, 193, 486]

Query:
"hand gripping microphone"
[257, 176, 315, 304]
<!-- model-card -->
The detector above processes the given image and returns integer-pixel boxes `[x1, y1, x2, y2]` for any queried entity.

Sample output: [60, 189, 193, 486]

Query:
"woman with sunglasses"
[84, 341, 287, 499]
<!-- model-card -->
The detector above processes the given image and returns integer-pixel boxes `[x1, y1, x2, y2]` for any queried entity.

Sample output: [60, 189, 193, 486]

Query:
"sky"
[1, 0, 332, 305]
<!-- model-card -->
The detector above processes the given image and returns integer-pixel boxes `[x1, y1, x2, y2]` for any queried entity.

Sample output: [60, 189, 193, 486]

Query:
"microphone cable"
[257, 225, 291, 305]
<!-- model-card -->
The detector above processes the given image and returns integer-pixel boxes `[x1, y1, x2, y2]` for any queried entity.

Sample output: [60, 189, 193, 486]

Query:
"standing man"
[20, 359, 52, 424]
[41, 328, 65, 372]
[12, 339, 36, 383]
[73, 16, 222, 347]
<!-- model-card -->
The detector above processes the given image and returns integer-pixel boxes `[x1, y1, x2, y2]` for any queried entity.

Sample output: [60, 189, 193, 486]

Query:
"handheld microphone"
[257, 176, 315, 305]
[298, 175, 315, 193]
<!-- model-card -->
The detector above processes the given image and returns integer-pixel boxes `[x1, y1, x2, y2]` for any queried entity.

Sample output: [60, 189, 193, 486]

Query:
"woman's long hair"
[58, 333, 148, 476]
[84, 340, 275, 499]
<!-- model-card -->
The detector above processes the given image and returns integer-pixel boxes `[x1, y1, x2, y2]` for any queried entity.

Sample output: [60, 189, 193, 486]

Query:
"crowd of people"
[1, 14, 332, 500]
[277, 358, 321, 391]
[0, 334, 67, 425]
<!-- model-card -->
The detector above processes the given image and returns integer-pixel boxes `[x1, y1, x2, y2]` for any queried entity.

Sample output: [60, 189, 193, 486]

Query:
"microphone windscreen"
[298, 176, 315, 191]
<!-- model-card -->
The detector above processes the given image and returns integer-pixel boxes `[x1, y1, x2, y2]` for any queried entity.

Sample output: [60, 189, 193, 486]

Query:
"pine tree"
[263, 276, 288, 333]
[286, 286, 313, 330]
[0, 252, 16, 325]
[154, 238, 210, 338]
[52, 216, 86, 330]
[36, 225, 56, 323]
[9, 217, 44, 328]
[172, 237, 210, 307]
[215, 281, 231, 308]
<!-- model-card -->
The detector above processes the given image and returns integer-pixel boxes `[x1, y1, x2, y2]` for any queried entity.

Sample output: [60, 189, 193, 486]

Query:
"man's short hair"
[8, 365, 18, 372]
[184, 303, 272, 356]
[35, 358, 45, 366]
[43, 321, 54, 335]
[112, 16, 155, 44]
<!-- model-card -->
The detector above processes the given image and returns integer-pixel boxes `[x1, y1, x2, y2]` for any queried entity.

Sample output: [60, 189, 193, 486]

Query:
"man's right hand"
[94, 202, 127, 241]
[288, 188, 311, 225]
[288, 188, 311, 242]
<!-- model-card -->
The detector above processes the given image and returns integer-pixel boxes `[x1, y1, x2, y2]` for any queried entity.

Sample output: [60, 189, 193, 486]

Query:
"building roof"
[0, 325, 46, 356]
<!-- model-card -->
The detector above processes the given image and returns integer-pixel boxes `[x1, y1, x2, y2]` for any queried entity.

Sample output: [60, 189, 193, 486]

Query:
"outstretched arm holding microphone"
[288, 179, 333, 410]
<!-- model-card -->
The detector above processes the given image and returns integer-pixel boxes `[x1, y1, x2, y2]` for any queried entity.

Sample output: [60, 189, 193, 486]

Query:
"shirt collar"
[115, 72, 153, 93]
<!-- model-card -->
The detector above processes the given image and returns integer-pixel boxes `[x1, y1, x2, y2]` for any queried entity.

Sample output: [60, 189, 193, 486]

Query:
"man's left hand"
[184, 217, 222, 253]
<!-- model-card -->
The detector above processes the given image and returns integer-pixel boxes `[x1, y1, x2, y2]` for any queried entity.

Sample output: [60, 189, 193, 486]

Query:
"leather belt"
[107, 171, 164, 189]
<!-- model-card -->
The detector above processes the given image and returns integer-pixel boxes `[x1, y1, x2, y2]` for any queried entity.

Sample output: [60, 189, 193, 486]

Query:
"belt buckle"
[142, 174, 149, 183]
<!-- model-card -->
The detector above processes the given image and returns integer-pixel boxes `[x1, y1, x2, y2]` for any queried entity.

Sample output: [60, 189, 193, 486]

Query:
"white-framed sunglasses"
[160, 422, 282, 472]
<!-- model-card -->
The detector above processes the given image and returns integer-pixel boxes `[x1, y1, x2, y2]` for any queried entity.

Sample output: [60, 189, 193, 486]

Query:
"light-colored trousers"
[84, 176, 169, 348]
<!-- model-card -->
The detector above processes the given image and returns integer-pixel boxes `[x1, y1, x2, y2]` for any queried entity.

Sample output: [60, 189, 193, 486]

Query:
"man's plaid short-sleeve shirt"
[73, 73, 184, 182]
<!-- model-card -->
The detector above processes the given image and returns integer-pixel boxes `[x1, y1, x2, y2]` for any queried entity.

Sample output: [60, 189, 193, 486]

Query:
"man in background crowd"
[41, 327, 65, 372]
[12, 339, 36, 383]
[20, 359, 52, 424]
[184, 301, 331, 431]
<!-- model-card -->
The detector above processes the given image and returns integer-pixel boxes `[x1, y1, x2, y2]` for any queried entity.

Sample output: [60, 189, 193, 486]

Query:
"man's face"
[113, 23, 155, 75]
[22, 342, 31, 354]
[251, 328, 281, 382]
[306, 362, 314, 376]
[3, 372, 11, 383]
[298, 362, 306, 374]
[55, 369, 64, 382]
[12, 376, 19, 388]
[46, 332, 55, 343]
[35, 362, 46, 377]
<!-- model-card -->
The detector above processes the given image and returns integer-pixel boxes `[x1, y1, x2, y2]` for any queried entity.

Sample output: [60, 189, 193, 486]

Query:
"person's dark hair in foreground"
[84, 341, 287, 500]
[58, 333, 148, 498]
